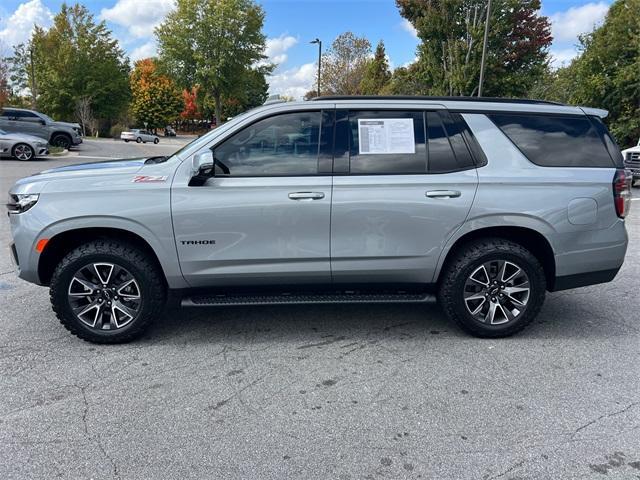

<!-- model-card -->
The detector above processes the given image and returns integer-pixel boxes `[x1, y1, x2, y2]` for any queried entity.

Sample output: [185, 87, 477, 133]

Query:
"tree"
[359, 40, 392, 95]
[130, 58, 182, 131]
[537, 0, 639, 146]
[5, 43, 38, 107]
[396, 0, 552, 97]
[0, 57, 9, 107]
[180, 87, 201, 121]
[319, 32, 372, 95]
[156, 0, 270, 125]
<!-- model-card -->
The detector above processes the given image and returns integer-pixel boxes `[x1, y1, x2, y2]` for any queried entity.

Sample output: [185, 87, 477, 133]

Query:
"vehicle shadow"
[140, 292, 635, 346]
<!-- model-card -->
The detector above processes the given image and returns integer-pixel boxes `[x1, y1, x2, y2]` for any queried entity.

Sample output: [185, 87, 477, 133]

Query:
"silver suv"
[6, 96, 631, 343]
[0, 107, 83, 149]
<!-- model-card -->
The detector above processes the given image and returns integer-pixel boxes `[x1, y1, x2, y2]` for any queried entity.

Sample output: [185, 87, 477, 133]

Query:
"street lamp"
[478, 0, 492, 97]
[310, 38, 322, 98]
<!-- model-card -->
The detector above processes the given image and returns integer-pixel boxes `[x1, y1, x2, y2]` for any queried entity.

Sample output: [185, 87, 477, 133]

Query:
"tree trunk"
[214, 91, 222, 128]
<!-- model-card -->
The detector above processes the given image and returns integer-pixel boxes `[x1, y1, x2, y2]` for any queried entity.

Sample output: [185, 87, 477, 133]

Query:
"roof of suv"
[302, 95, 608, 118]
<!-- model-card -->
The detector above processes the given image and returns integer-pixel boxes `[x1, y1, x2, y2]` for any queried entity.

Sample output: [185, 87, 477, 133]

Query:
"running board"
[182, 291, 437, 307]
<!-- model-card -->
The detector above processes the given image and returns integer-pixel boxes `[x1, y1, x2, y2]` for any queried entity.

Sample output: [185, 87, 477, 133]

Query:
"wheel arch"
[50, 131, 72, 141]
[38, 227, 168, 288]
[436, 225, 556, 290]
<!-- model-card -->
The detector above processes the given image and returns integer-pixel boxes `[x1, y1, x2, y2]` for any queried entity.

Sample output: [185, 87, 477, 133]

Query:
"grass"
[48, 146, 66, 155]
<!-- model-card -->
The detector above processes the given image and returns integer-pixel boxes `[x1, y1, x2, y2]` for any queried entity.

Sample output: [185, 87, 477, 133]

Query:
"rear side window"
[488, 113, 616, 168]
[347, 110, 426, 174]
[426, 112, 477, 173]
[589, 116, 624, 168]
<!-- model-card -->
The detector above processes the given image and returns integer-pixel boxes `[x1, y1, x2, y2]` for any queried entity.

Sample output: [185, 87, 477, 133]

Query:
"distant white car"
[121, 129, 159, 144]
[0, 128, 49, 161]
[622, 139, 640, 185]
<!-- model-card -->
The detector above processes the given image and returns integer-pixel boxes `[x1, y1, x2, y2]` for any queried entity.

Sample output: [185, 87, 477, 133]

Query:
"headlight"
[6, 193, 39, 214]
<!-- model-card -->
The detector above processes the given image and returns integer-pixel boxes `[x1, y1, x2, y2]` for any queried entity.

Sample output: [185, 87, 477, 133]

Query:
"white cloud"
[0, 0, 53, 48]
[130, 41, 157, 61]
[100, 0, 174, 39]
[400, 18, 418, 38]
[550, 2, 609, 42]
[268, 62, 316, 100]
[265, 35, 298, 65]
[549, 48, 580, 69]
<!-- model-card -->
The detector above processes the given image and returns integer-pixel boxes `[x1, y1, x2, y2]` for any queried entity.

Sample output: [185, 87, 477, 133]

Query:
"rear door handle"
[425, 190, 461, 199]
[288, 192, 325, 201]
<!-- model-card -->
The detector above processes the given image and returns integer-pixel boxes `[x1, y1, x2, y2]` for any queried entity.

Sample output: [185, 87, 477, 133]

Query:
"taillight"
[613, 169, 631, 218]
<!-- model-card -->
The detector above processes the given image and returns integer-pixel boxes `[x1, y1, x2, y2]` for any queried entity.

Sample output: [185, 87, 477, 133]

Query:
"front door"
[330, 108, 479, 285]
[172, 110, 334, 288]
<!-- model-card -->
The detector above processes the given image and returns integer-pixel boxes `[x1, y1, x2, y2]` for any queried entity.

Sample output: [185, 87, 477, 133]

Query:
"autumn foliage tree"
[396, 0, 552, 97]
[130, 58, 182, 131]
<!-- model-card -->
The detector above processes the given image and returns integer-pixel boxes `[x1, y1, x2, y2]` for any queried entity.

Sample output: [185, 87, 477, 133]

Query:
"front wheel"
[12, 143, 35, 161]
[153, 138, 159, 144]
[136, 137, 142, 143]
[438, 238, 546, 338]
[50, 240, 166, 343]
[51, 134, 71, 149]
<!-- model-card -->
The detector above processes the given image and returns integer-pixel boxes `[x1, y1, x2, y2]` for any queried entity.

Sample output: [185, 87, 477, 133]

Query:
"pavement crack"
[486, 459, 525, 480]
[572, 401, 640, 439]
[77, 384, 121, 479]
[297, 335, 347, 349]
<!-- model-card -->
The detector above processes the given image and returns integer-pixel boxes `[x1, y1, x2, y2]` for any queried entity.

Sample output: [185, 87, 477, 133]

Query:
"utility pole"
[310, 38, 322, 97]
[29, 47, 38, 108]
[478, 0, 492, 97]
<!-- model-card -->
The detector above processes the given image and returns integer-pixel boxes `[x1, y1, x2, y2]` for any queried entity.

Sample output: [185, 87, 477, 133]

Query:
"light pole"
[310, 38, 322, 97]
[478, 0, 492, 97]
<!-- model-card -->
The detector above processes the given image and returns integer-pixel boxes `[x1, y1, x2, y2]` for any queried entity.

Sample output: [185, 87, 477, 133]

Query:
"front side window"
[214, 111, 322, 176]
[489, 113, 616, 168]
[347, 110, 426, 174]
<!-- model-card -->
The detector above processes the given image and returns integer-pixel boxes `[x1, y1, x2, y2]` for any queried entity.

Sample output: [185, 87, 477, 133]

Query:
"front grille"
[625, 152, 640, 175]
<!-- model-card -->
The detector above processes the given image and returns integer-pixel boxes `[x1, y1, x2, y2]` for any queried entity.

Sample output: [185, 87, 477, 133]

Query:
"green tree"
[396, 0, 552, 97]
[538, 0, 639, 146]
[319, 32, 372, 95]
[5, 43, 38, 107]
[130, 58, 183, 131]
[359, 41, 392, 95]
[24, 4, 130, 125]
[156, 0, 270, 125]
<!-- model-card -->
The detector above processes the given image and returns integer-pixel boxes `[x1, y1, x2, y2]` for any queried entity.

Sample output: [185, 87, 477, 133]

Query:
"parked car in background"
[164, 126, 176, 137]
[6, 96, 630, 343]
[0, 107, 82, 149]
[121, 129, 160, 144]
[622, 139, 640, 186]
[0, 128, 49, 161]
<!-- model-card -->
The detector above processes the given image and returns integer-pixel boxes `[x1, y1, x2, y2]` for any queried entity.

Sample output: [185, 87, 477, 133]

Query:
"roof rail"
[310, 95, 564, 106]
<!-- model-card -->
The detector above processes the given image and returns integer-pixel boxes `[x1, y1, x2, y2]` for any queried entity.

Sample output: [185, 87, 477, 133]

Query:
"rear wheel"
[153, 138, 159, 144]
[136, 137, 142, 143]
[438, 238, 546, 338]
[124, 139, 130, 143]
[12, 143, 35, 161]
[50, 240, 166, 343]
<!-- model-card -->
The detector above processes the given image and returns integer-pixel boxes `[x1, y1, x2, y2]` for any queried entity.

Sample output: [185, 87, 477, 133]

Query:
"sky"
[0, 0, 613, 99]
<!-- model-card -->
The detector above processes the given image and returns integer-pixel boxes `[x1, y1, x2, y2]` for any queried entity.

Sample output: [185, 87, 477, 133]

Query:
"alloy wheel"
[13, 144, 33, 160]
[67, 262, 142, 330]
[463, 260, 531, 325]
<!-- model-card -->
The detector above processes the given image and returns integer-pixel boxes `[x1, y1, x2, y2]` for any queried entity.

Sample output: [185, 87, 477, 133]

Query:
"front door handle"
[425, 190, 461, 199]
[288, 192, 325, 201]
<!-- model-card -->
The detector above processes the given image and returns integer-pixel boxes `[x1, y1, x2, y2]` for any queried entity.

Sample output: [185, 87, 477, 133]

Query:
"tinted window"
[589, 116, 624, 168]
[440, 112, 475, 169]
[215, 111, 321, 176]
[1, 109, 12, 118]
[348, 110, 426, 174]
[489, 113, 616, 168]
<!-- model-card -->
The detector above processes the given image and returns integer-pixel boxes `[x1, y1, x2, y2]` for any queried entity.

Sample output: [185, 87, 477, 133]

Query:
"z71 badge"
[132, 175, 168, 183]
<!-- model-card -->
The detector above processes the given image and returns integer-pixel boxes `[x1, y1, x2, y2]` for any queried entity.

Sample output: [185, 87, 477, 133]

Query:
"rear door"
[172, 109, 335, 287]
[330, 107, 479, 285]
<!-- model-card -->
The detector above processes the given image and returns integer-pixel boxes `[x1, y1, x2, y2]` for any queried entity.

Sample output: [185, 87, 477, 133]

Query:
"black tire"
[124, 139, 129, 143]
[153, 138, 159, 144]
[51, 133, 72, 149]
[50, 240, 166, 344]
[12, 143, 35, 161]
[438, 238, 546, 338]
[136, 137, 142, 143]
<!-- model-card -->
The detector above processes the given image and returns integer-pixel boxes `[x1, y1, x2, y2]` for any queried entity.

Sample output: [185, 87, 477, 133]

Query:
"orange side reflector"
[35, 239, 49, 253]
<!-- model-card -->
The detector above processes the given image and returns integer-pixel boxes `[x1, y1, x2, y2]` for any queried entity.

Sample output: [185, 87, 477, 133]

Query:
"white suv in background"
[622, 139, 640, 185]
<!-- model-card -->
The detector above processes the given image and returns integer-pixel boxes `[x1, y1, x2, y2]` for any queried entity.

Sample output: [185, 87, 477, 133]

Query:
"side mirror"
[189, 150, 215, 186]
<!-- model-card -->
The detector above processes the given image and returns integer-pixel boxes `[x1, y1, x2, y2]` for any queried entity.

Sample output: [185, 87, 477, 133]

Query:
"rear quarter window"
[488, 113, 616, 168]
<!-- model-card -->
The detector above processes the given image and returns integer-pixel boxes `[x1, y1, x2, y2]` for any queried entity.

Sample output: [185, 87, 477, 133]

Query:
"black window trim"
[209, 108, 329, 179]
[484, 111, 619, 169]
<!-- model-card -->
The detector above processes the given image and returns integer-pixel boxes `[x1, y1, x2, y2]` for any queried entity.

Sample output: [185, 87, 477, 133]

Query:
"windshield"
[39, 113, 55, 123]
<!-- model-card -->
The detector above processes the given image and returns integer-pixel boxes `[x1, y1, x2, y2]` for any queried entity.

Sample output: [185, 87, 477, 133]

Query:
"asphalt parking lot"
[0, 139, 639, 479]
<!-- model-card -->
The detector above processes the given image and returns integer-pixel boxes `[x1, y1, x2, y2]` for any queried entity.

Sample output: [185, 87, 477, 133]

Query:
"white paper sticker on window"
[357, 118, 415, 155]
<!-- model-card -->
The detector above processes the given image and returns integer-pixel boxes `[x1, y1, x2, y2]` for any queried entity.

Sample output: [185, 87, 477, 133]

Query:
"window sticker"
[357, 118, 415, 155]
